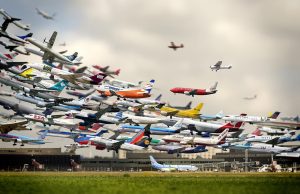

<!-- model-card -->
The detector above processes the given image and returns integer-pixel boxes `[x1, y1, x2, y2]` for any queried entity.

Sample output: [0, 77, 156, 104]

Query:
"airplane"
[222, 112, 281, 124]
[168, 101, 192, 110]
[64, 143, 89, 153]
[258, 126, 290, 135]
[0, 18, 33, 44]
[281, 115, 300, 123]
[168, 42, 184, 51]
[92, 65, 120, 78]
[35, 8, 56, 20]
[59, 42, 66, 46]
[22, 63, 107, 86]
[0, 96, 49, 116]
[153, 144, 207, 155]
[256, 118, 300, 129]
[74, 106, 112, 130]
[97, 79, 155, 99]
[248, 132, 300, 145]
[24, 47, 80, 65]
[105, 79, 143, 89]
[163, 128, 229, 146]
[25, 31, 73, 64]
[199, 111, 224, 121]
[0, 41, 29, 55]
[159, 102, 203, 119]
[107, 111, 166, 125]
[0, 130, 48, 146]
[170, 82, 218, 97]
[276, 148, 300, 158]
[0, 120, 30, 134]
[227, 142, 299, 154]
[24, 114, 78, 130]
[210, 61, 232, 71]
[0, 8, 30, 30]
[182, 118, 245, 133]
[243, 94, 257, 100]
[150, 155, 198, 172]
[134, 94, 165, 105]
[89, 126, 150, 152]
[115, 118, 184, 135]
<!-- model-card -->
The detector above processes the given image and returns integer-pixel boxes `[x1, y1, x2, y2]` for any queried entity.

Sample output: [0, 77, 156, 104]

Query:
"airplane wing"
[215, 61, 222, 68]
[1, 62, 27, 70]
[58, 50, 68, 54]
[0, 120, 28, 134]
[102, 66, 109, 72]
[42, 51, 54, 62]
[47, 31, 57, 49]
[188, 89, 197, 96]
[109, 90, 123, 98]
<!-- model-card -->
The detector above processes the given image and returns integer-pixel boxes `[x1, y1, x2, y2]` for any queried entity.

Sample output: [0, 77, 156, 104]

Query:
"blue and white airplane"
[149, 155, 198, 172]
[0, 130, 48, 146]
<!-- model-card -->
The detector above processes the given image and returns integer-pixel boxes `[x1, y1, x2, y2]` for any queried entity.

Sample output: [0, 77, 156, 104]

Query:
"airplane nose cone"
[170, 88, 176, 93]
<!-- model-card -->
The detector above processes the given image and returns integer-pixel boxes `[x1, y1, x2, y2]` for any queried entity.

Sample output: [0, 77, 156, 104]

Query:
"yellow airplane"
[160, 102, 204, 119]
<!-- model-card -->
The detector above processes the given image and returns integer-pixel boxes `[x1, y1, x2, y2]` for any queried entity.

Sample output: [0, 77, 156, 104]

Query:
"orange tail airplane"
[98, 79, 155, 99]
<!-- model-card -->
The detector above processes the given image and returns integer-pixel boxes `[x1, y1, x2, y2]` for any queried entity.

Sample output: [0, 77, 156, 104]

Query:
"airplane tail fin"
[216, 110, 224, 118]
[209, 82, 218, 91]
[75, 66, 87, 74]
[115, 69, 121, 76]
[170, 118, 184, 130]
[149, 155, 159, 166]
[95, 106, 112, 120]
[94, 129, 108, 137]
[127, 127, 146, 144]
[234, 121, 245, 129]
[90, 72, 107, 84]
[185, 101, 192, 109]
[251, 128, 262, 136]
[66, 52, 78, 61]
[18, 33, 33, 40]
[115, 112, 123, 120]
[180, 44, 184, 48]
[155, 94, 162, 101]
[192, 102, 204, 112]
[216, 128, 229, 144]
[135, 136, 151, 148]
[38, 129, 48, 140]
[42, 108, 53, 116]
[268, 111, 280, 119]
[49, 80, 68, 91]
[90, 123, 103, 131]
[144, 79, 155, 94]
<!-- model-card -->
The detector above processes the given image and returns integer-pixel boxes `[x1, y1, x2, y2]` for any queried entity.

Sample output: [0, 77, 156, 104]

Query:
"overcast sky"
[1, 0, 300, 157]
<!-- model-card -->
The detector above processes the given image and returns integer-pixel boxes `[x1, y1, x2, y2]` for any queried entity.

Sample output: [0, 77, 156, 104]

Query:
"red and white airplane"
[170, 82, 218, 97]
[168, 42, 184, 51]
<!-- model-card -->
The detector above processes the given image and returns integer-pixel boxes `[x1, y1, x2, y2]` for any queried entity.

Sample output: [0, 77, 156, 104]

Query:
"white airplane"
[222, 114, 269, 124]
[180, 117, 244, 133]
[162, 128, 229, 146]
[210, 61, 232, 71]
[25, 31, 73, 64]
[64, 143, 89, 153]
[35, 8, 56, 20]
[259, 126, 289, 135]
[230, 142, 298, 154]
[150, 155, 198, 172]
[24, 47, 81, 65]
[24, 114, 78, 130]
[0, 8, 30, 30]
[24, 63, 106, 86]
[107, 112, 165, 125]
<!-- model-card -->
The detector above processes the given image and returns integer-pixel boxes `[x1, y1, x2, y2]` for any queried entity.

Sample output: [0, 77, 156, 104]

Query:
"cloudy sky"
[1, 0, 300, 156]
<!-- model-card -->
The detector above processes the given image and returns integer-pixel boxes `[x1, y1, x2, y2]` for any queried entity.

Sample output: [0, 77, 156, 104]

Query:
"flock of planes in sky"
[0, 8, 299, 171]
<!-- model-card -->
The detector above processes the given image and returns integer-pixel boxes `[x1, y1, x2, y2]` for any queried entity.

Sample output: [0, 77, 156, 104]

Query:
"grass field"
[0, 172, 299, 194]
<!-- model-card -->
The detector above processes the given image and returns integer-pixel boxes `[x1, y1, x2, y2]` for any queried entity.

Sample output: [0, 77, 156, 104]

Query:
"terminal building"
[0, 148, 299, 172]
